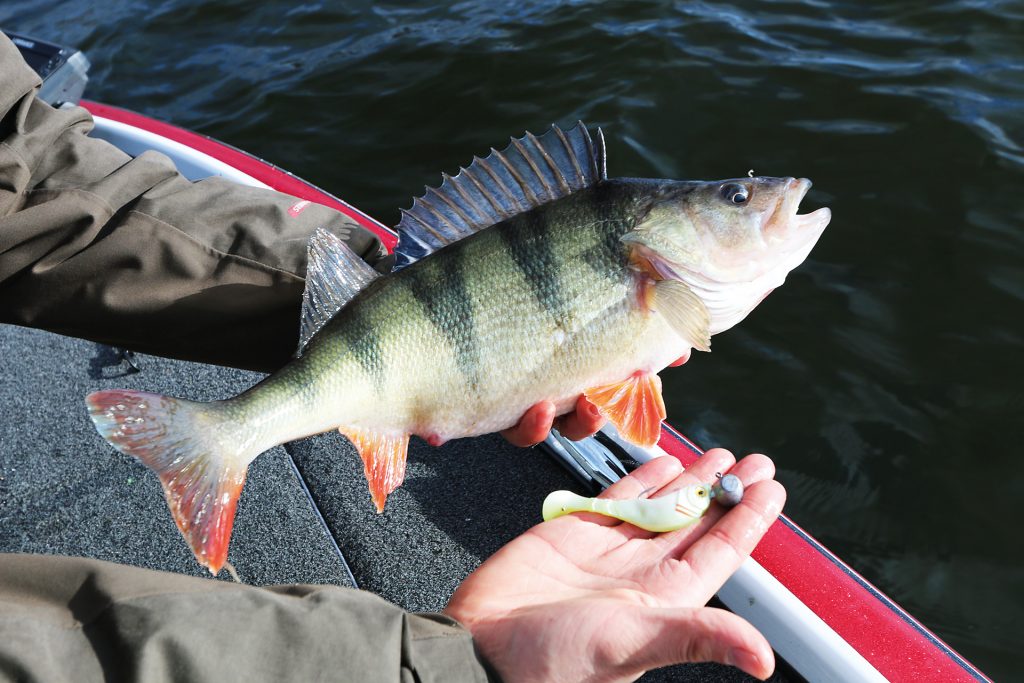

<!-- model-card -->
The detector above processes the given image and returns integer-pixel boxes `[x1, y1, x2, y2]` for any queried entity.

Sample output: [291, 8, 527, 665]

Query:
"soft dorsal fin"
[393, 121, 607, 269]
[298, 226, 381, 354]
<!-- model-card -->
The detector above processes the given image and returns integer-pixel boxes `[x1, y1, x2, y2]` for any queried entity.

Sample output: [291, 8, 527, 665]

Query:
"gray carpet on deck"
[0, 323, 793, 682]
[0, 325, 353, 587]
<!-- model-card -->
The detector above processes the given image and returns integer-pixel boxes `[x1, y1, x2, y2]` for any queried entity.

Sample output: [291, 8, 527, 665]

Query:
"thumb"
[622, 606, 776, 680]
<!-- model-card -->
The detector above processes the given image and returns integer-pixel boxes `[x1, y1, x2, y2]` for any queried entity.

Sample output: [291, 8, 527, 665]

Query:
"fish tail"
[86, 389, 249, 575]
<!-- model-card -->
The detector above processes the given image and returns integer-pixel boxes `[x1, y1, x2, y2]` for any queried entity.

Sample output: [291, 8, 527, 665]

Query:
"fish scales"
[231, 181, 671, 448]
[86, 123, 831, 573]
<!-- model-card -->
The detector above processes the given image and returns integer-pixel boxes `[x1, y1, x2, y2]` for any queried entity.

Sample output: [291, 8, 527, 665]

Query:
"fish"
[542, 484, 713, 531]
[86, 122, 831, 574]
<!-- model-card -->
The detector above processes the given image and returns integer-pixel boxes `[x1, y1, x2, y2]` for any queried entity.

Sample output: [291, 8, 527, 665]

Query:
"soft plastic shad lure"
[542, 474, 744, 532]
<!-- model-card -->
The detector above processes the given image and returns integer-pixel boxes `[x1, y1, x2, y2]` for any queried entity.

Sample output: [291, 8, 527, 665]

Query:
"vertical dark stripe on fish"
[499, 210, 571, 322]
[582, 218, 630, 284]
[334, 305, 387, 394]
[575, 182, 634, 283]
[405, 256, 480, 389]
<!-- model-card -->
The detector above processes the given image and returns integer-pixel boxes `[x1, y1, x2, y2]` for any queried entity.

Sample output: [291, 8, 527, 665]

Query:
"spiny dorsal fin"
[393, 121, 607, 269]
[298, 226, 381, 354]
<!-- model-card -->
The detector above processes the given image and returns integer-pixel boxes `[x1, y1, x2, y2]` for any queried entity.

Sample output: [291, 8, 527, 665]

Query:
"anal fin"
[339, 427, 410, 512]
[583, 373, 667, 448]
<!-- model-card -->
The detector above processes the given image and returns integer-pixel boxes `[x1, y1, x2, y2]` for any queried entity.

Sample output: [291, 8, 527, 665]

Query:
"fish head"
[624, 176, 831, 335]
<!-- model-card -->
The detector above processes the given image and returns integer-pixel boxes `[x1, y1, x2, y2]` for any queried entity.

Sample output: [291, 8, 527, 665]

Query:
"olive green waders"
[0, 32, 385, 374]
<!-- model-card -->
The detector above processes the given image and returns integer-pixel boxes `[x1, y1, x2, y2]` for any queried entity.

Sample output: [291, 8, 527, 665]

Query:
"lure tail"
[86, 390, 251, 575]
[542, 490, 601, 521]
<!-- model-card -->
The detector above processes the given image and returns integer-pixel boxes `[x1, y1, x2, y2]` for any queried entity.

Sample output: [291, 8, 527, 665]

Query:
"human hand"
[500, 354, 691, 446]
[500, 396, 606, 446]
[444, 449, 784, 682]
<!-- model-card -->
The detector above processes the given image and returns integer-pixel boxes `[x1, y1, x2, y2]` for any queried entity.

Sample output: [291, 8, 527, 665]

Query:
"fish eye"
[696, 489, 706, 497]
[721, 183, 749, 205]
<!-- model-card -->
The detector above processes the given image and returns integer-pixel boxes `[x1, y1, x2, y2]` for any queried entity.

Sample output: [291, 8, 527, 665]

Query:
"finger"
[677, 479, 786, 600]
[557, 456, 684, 536]
[500, 401, 555, 447]
[589, 449, 729, 536]
[555, 396, 606, 441]
[600, 455, 684, 501]
[724, 452, 776, 485]
[561, 456, 684, 529]
[651, 453, 776, 555]
[621, 606, 775, 680]
[651, 447, 737, 498]
[629, 448, 732, 548]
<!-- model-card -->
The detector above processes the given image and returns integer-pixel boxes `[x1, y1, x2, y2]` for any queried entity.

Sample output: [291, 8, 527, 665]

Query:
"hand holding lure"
[542, 473, 744, 532]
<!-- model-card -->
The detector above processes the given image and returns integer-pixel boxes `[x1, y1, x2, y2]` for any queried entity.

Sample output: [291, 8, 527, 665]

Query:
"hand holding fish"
[501, 352, 687, 446]
[444, 450, 785, 682]
[501, 395, 606, 446]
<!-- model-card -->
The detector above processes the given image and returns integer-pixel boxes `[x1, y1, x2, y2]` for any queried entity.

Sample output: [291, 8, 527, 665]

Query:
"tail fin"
[86, 390, 248, 575]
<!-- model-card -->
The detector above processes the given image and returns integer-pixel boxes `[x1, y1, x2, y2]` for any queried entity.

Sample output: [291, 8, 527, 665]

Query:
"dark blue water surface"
[3, 1, 1021, 678]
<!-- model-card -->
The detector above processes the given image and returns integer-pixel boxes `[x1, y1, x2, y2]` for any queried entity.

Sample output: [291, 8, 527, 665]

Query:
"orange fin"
[583, 372, 667, 447]
[86, 390, 247, 575]
[339, 427, 410, 512]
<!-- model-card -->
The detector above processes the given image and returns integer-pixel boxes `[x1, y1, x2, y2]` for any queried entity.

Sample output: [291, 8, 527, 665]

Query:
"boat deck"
[0, 322, 797, 682]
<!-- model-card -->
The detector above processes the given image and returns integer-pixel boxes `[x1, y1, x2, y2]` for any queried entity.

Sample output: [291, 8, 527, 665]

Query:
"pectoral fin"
[584, 372, 667, 447]
[652, 280, 711, 352]
[339, 427, 410, 512]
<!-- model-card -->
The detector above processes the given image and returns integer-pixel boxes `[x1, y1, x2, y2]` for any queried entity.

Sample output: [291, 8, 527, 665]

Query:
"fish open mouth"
[785, 177, 832, 234]
[693, 178, 831, 334]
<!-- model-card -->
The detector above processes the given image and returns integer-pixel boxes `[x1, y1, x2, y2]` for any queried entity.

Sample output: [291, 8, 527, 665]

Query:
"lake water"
[2, 1, 1021, 678]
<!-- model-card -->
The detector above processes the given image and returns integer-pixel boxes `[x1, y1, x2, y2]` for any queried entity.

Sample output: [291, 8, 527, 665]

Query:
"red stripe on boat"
[80, 100, 398, 251]
[657, 424, 989, 683]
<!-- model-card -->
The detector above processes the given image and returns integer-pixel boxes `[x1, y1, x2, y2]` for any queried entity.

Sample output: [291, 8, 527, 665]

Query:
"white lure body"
[542, 484, 713, 532]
